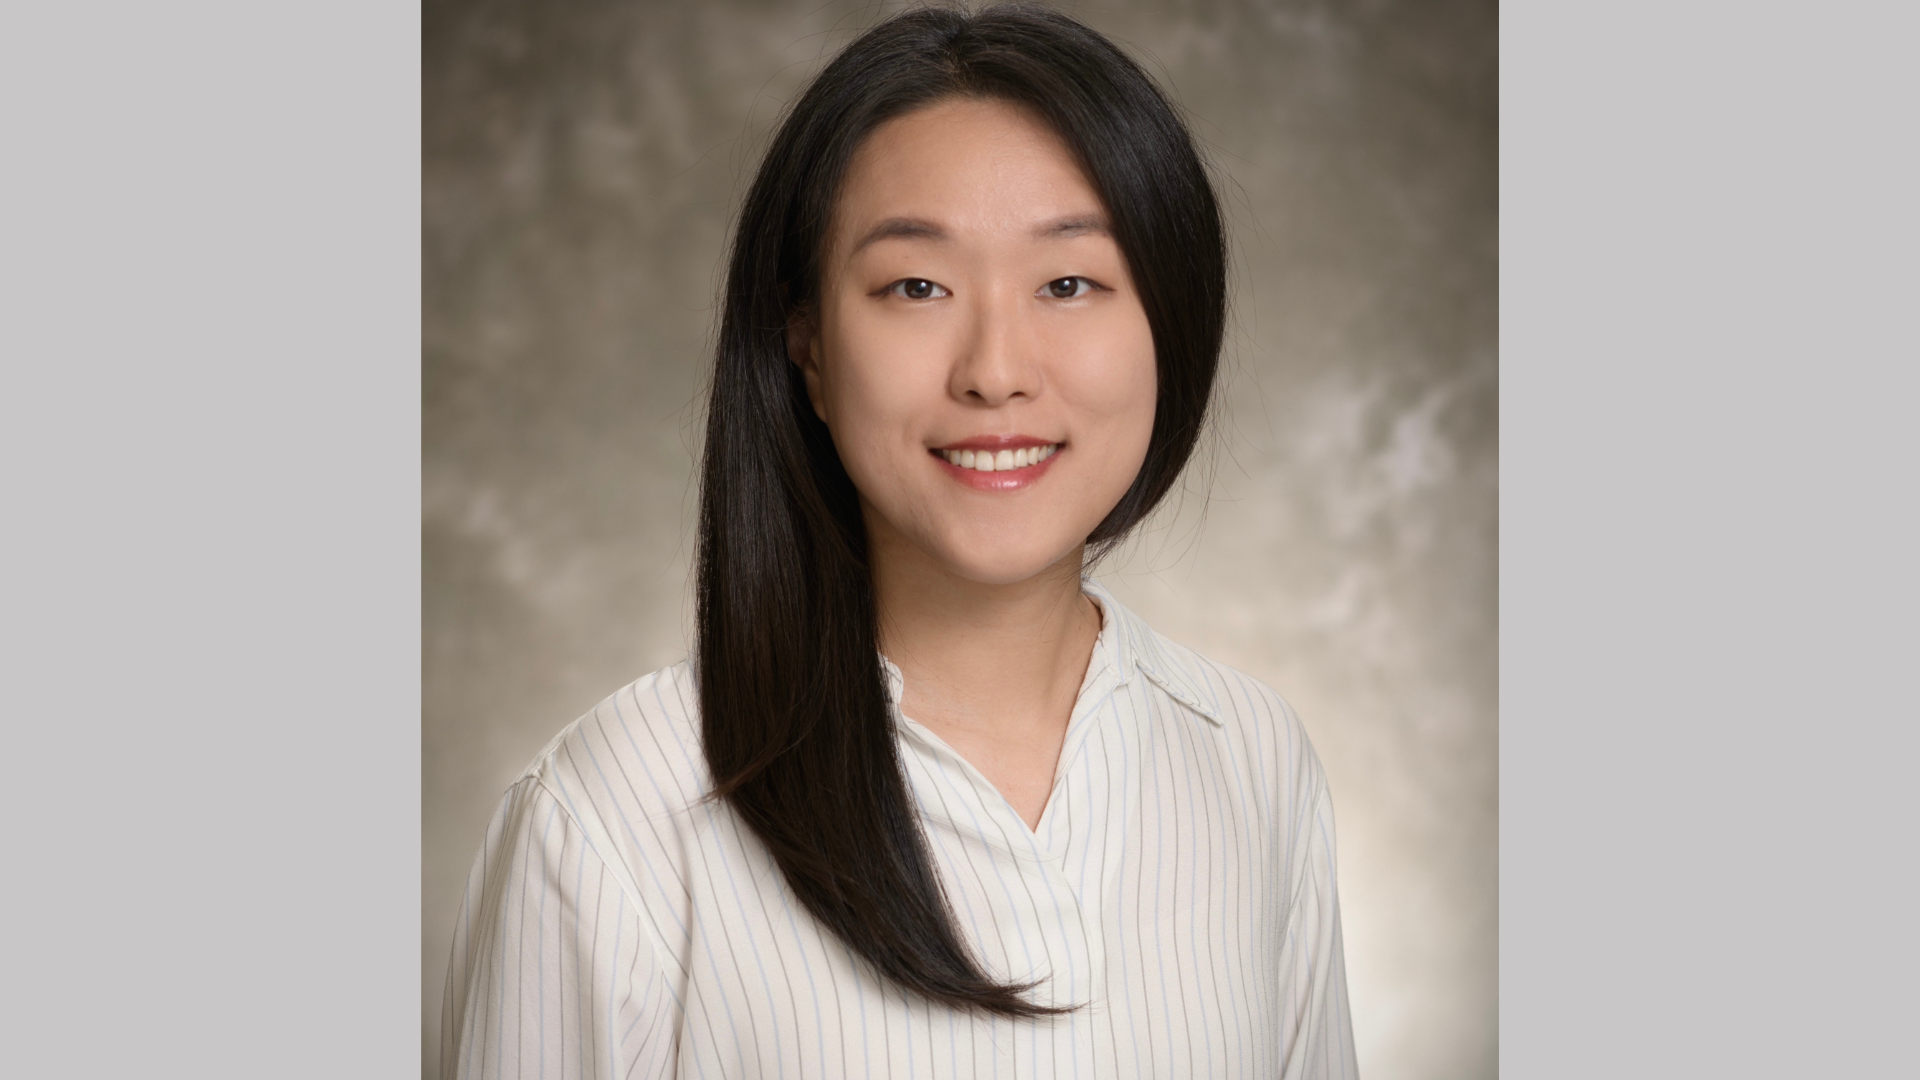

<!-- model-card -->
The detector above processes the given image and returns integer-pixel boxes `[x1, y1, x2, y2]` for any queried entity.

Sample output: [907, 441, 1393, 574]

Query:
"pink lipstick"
[929, 435, 1063, 491]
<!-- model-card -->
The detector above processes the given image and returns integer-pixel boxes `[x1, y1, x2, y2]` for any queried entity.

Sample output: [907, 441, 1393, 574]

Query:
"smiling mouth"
[931, 443, 1061, 473]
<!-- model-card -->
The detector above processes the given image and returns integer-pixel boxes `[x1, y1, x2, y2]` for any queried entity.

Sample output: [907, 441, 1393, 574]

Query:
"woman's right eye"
[889, 278, 949, 300]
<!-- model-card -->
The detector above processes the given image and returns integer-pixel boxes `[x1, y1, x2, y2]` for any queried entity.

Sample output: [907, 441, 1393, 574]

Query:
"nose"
[948, 286, 1039, 407]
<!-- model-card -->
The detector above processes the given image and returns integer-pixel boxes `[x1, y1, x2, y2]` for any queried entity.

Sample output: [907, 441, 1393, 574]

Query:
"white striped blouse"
[441, 581, 1356, 1079]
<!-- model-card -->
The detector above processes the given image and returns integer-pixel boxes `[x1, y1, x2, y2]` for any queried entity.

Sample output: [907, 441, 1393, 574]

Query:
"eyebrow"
[1034, 215, 1110, 239]
[849, 217, 946, 254]
[847, 213, 1112, 255]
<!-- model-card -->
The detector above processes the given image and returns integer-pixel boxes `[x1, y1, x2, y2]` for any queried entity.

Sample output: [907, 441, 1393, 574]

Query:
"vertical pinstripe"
[443, 581, 1357, 1078]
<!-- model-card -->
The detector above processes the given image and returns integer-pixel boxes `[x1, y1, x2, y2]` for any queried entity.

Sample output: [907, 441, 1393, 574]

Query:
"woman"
[442, 5, 1355, 1077]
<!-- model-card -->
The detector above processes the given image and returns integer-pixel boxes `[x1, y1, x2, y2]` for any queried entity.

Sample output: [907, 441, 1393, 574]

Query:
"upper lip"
[933, 434, 1060, 452]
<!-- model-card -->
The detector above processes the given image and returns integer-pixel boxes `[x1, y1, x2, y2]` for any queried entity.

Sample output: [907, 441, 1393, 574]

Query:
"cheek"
[1049, 311, 1159, 453]
[815, 311, 948, 470]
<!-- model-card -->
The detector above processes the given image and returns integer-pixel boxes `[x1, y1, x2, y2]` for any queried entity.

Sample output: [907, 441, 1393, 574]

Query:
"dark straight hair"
[696, 3, 1225, 1018]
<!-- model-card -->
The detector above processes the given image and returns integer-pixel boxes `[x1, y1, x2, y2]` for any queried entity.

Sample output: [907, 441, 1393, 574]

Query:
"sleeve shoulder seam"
[1281, 770, 1333, 929]
[523, 774, 675, 985]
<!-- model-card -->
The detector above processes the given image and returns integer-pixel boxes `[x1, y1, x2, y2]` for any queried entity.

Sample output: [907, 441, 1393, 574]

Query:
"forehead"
[831, 97, 1104, 248]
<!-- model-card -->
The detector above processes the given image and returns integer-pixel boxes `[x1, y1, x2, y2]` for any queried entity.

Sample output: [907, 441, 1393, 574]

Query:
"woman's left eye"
[1042, 276, 1095, 299]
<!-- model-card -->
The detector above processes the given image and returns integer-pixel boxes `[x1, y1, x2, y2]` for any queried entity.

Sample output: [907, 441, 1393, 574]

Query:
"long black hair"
[696, 3, 1226, 1018]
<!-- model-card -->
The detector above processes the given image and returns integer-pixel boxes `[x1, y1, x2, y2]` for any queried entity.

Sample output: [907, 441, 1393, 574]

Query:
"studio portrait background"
[424, 0, 1495, 1077]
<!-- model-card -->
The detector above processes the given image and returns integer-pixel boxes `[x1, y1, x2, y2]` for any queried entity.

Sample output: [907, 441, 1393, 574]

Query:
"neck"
[866, 515, 1101, 744]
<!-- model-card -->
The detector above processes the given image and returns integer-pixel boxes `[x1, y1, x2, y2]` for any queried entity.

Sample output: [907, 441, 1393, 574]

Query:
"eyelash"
[883, 277, 1103, 301]
[1043, 276, 1098, 300]
[887, 279, 950, 300]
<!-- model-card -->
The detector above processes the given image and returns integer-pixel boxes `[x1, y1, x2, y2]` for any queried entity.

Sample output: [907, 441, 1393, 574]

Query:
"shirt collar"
[879, 579, 1224, 726]
[1080, 578, 1224, 725]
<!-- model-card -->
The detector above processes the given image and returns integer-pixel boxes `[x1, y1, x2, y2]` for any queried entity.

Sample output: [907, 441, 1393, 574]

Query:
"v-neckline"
[886, 597, 1126, 851]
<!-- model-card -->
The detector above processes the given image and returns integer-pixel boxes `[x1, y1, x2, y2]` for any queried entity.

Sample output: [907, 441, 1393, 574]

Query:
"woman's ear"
[786, 313, 829, 424]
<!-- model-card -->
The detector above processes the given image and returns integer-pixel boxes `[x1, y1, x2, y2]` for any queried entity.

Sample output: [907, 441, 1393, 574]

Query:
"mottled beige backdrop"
[424, 1, 1496, 1077]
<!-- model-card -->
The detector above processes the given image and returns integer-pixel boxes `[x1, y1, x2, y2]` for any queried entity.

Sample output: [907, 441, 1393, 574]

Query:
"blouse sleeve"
[1277, 773, 1361, 1080]
[441, 777, 677, 1080]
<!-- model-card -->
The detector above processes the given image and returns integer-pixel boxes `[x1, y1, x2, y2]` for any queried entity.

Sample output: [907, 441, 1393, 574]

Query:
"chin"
[928, 534, 1083, 587]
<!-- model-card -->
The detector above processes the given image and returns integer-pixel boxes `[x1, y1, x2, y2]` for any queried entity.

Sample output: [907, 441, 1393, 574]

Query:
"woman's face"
[794, 97, 1158, 587]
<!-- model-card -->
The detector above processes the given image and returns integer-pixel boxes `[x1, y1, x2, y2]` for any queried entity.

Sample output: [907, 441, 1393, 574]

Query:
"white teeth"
[940, 443, 1060, 471]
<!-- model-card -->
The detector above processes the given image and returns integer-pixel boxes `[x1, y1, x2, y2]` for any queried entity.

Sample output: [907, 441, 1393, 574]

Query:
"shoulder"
[1150, 630, 1317, 760]
[1090, 581, 1330, 807]
[1145, 629, 1336, 835]
[514, 660, 711, 831]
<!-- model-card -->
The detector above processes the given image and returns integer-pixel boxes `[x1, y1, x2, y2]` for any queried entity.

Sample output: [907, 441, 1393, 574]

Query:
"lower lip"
[931, 448, 1063, 491]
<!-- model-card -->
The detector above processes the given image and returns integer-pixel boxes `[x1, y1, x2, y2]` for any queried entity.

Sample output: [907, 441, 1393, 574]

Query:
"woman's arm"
[1277, 772, 1360, 1080]
[442, 777, 675, 1080]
